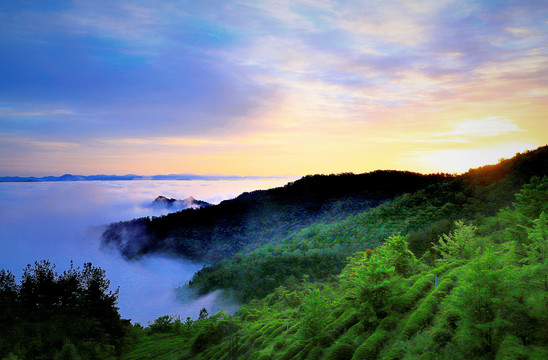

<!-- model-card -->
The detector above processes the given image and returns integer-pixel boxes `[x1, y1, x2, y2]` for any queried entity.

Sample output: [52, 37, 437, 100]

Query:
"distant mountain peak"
[0, 173, 293, 182]
[151, 195, 211, 210]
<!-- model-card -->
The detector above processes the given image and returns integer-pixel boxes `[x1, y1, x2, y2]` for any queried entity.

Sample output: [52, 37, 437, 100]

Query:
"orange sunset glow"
[0, 1, 546, 176]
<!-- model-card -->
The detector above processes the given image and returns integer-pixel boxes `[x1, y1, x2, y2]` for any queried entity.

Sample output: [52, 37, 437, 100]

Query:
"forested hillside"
[102, 170, 449, 262]
[115, 146, 548, 359]
[121, 171, 548, 360]
[184, 146, 548, 302]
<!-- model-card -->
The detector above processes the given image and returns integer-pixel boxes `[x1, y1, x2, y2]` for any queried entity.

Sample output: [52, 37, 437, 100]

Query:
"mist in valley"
[0, 178, 290, 324]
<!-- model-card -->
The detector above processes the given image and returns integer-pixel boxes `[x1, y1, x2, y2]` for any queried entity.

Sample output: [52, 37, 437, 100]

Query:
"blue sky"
[1, 0, 547, 176]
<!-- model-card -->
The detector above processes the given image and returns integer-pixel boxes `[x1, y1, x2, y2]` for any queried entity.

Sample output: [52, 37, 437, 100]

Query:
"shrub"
[328, 310, 359, 339]
[262, 322, 282, 336]
[431, 327, 452, 347]
[191, 321, 228, 354]
[495, 335, 527, 360]
[400, 276, 456, 340]
[441, 307, 461, 330]
[351, 329, 390, 360]
[381, 345, 406, 360]
[410, 273, 435, 295]
[317, 333, 336, 348]
[325, 342, 355, 360]
[280, 342, 305, 360]
[528, 346, 548, 360]
[337, 321, 365, 344]
[148, 315, 174, 333]
[299, 289, 330, 342]
[305, 347, 323, 360]
[258, 353, 273, 360]
[379, 314, 400, 331]
[273, 339, 286, 351]
[294, 343, 315, 360]
[3, 354, 20, 360]
[270, 324, 286, 338]
[246, 330, 263, 346]
[401, 295, 437, 339]
[433, 276, 456, 297]
[252, 335, 266, 349]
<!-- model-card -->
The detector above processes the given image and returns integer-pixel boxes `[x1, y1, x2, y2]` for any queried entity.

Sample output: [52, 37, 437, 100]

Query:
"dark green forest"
[102, 170, 450, 262]
[2, 146, 548, 359]
[0, 262, 127, 360]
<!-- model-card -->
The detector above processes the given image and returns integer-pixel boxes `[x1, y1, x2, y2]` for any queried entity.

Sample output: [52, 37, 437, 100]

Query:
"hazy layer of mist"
[0, 178, 292, 324]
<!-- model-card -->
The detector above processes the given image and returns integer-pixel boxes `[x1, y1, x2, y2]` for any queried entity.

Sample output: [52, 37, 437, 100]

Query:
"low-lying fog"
[0, 178, 292, 325]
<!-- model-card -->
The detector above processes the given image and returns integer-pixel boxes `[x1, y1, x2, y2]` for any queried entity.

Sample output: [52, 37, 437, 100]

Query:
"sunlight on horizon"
[413, 142, 540, 174]
[0, 1, 546, 177]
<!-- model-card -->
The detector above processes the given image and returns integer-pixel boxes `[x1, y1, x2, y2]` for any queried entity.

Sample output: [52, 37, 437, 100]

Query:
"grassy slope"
[187, 146, 548, 302]
[121, 146, 548, 360]
[123, 221, 547, 360]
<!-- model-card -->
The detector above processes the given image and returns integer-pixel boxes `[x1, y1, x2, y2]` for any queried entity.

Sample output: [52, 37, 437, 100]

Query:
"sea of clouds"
[0, 178, 292, 324]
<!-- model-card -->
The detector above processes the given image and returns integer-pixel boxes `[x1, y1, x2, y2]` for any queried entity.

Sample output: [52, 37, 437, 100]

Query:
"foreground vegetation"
[122, 174, 548, 359]
[0, 262, 127, 359]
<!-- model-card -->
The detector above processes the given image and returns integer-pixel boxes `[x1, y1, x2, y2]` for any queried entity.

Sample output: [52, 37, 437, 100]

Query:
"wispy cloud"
[0, 133, 79, 150]
[435, 117, 523, 138]
[0, 107, 73, 117]
[0, 0, 546, 175]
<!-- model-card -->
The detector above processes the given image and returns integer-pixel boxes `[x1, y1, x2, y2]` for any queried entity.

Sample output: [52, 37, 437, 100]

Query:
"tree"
[199, 307, 209, 320]
[432, 221, 477, 260]
[148, 315, 174, 333]
[381, 235, 417, 277]
[54, 342, 80, 360]
[451, 253, 506, 357]
[299, 288, 330, 343]
[498, 176, 548, 257]
[521, 212, 548, 264]
[19, 260, 58, 316]
[355, 256, 396, 321]
[0, 261, 125, 360]
[0, 270, 18, 356]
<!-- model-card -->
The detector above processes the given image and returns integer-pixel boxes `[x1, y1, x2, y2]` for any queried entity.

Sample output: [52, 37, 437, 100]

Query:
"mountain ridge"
[0, 173, 293, 182]
[101, 145, 548, 277]
[101, 170, 453, 262]
[151, 195, 212, 210]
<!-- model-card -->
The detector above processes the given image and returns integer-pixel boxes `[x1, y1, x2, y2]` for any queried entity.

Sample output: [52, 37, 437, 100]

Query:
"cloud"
[62, 1, 162, 41]
[0, 133, 79, 160]
[505, 27, 533, 37]
[0, 179, 292, 322]
[0, 1, 546, 176]
[436, 117, 523, 138]
[0, 108, 73, 117]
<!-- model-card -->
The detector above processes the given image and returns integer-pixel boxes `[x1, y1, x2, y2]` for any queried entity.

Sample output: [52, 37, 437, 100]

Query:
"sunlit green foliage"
[432, 221, 478, 260]
[120, 169, 548, 360]
[522, 211, 548, 264]
[299, 289, 331, 343]
[188, 158, 544, 301]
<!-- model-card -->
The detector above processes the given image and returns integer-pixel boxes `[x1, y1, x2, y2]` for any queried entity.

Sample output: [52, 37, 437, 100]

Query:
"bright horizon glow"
[0, 1, 546, 177]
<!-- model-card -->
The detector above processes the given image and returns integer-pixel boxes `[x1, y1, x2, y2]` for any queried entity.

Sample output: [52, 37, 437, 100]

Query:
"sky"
[0, 0, 547, 176]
